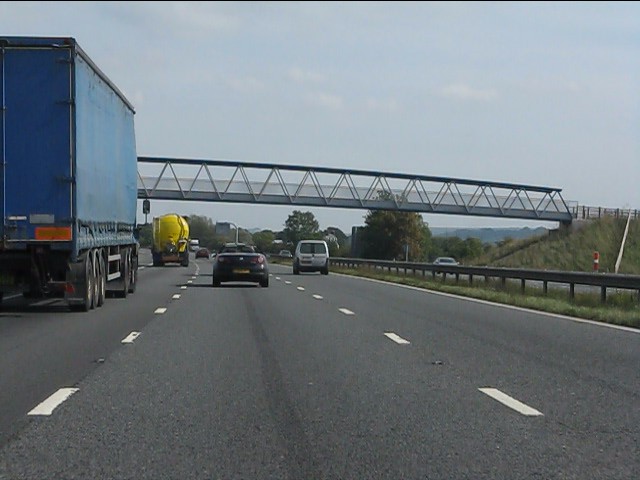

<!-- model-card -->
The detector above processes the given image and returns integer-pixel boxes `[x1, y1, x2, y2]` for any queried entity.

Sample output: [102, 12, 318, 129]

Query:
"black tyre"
[128, 255, 138, 294]
[260, 277, 269, 288]
[96, 252, 106, 307]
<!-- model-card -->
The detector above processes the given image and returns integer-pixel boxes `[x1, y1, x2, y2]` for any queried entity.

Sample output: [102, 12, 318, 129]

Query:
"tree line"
[138, 201, 487, 263]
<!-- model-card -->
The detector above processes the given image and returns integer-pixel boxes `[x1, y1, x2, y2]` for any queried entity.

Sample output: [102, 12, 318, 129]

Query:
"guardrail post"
[600, 287, 606, 304]
[543, 281, 548, 295]
[501, 277, 506, 288]
[443, 272, 447, 283]
[569, 283, 575, 300]
[521, 279, 526, 293]
[455, 273, 460, 283]
[469, 274, 473, 285]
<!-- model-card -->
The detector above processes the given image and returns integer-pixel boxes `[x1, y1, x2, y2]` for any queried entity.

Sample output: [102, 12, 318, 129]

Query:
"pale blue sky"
[1, 1, 638, 233]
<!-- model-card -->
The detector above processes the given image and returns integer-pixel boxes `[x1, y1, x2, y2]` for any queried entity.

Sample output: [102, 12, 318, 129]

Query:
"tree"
[360, 192, 431, 261]
[283, 210, 321, 245]
[252, 230, 276, 253]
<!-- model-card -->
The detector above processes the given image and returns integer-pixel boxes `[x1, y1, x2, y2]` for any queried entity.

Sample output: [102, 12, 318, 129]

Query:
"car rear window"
[300, 243, 327, 254]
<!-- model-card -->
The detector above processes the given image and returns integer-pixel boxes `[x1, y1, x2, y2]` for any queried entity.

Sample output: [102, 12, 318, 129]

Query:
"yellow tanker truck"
[151, 214, 190, 267]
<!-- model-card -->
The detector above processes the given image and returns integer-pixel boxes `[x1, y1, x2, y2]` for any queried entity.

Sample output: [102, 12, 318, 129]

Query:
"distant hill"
[430, 227, 548, 244]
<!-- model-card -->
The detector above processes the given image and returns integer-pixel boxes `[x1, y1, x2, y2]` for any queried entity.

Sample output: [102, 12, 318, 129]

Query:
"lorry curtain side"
[74, 52, 138, 253]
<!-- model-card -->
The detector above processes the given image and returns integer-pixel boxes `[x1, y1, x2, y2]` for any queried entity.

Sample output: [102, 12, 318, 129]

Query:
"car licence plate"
[233, 269, 250, 274]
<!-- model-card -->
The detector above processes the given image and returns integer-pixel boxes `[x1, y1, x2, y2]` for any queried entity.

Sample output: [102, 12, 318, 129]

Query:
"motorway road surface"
[0, 253, 638, 479]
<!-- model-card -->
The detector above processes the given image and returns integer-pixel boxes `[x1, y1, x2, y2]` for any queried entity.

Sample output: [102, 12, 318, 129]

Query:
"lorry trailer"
[0, 36, 139, 311]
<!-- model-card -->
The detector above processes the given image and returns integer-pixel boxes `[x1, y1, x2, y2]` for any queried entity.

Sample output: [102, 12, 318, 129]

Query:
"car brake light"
[217, 257, 226, 263]
[250, 255, 264, 264]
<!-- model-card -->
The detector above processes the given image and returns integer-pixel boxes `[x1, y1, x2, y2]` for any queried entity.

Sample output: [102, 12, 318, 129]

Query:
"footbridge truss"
[137, 157, 573, 223]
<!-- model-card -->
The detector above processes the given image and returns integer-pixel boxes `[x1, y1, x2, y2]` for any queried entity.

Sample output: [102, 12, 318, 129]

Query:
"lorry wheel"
[96, 252, 106, 307]
[181, 253, 189, 267]
[128, 255, 137, 294]
[118, 252, 130, 298]
[76, 255, 94, 312]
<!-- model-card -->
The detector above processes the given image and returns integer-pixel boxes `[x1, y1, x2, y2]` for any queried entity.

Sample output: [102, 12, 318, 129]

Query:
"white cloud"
[440, 84, 497, 101]
[288, 67, 325, 83]
[365, 98, 400, 113]
[307, 92, 344, 110]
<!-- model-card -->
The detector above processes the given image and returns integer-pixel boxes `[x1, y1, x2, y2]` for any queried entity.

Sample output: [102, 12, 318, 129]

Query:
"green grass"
[331, 265, 640, 329]
[474, 217, 640, 274]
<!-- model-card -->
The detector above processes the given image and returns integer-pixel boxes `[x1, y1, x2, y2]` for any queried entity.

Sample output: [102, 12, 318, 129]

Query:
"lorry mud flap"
[66, 254, 93, 311]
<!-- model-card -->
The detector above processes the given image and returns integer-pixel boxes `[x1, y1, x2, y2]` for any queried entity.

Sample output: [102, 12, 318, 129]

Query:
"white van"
[293, 240, 329, 275]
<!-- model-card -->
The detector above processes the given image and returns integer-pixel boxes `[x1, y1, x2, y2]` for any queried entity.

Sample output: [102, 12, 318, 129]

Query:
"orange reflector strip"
[35, 226, 72, 241]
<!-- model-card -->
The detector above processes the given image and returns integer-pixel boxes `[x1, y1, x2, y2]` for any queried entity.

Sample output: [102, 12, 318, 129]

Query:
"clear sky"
[2, 2, 638, 234]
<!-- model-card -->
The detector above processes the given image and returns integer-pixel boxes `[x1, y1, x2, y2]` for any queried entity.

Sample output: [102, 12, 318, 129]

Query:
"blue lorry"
[0, 37, 139, 311]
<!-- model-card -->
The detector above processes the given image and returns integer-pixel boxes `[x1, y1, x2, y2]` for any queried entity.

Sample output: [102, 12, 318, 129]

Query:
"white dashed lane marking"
[312, 294, 323, 300]
[285, 281, 291, 285]
[181, 286, 187, 290]
[479, 388, 543, 416]
[28, 388, 79, 416]
[297, 287, 305, 291]
[384, 332, 410, 345]
[121, 332, 141, 344]
[172, 294, 181, 299]
[338, 308, 355, 316]
[154, 308, 167, 314]
[275, 277, 281, 281]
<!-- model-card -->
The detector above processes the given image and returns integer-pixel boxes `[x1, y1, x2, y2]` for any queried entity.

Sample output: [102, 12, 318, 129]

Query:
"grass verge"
[330, 266, 640, 329]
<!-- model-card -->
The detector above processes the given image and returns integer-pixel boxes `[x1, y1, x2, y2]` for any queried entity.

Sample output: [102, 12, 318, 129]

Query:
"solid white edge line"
[384, 332, 411, 344]
[313, 294, 323, 300]
[479, 388, 543, 416]
[338, 308, 355, 315]
[121, 331, 141, 344]
[154, 307, 167, 314]
[28, 388, 79, 416]
[172, 294, 181, 299]
[331, 272, 640, 334]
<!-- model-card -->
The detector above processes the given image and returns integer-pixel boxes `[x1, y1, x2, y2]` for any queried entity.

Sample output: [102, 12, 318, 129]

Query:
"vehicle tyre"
[322, 265, 329, 275]
[181, 252, 189, 267]
[293, 262, 300, 275]
[81, 254, 94, 311]
[212, 277, 221, 287]
[128, 254, 138, 294]
[96, 252, 106, 307]
[117, 251, 130, 298]
[260, 277, 269, 288]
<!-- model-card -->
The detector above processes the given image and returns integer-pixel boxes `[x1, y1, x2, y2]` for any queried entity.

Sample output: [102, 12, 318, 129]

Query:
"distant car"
[195, 248, 211, 259]
[279, 250, 293, 258]
[293, 240, 329, 275]
[433, 257, 459, 265]
[212, 243, 269, 287]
